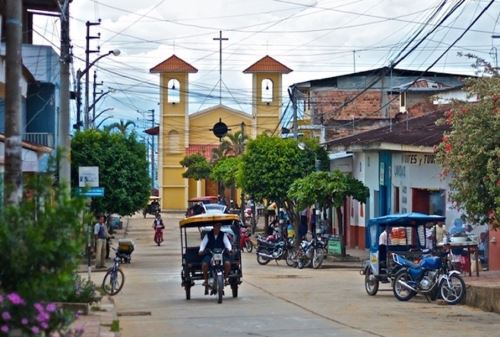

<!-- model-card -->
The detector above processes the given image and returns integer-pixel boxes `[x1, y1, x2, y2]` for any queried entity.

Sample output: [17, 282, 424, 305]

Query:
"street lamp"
[74, 49, 120, 130]
[96, 115, 114, 129]
[91, 107, 114, 127]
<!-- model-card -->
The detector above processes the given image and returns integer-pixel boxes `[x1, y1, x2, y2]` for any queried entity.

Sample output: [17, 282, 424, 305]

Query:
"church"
[149, 54, 292, 211]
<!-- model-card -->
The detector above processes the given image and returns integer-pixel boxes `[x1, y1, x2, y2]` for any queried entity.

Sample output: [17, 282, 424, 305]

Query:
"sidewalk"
[70, 219, 130, 337]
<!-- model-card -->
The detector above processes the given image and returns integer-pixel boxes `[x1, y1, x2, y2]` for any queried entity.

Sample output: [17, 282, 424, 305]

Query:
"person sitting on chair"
[198, 223, 232, 287]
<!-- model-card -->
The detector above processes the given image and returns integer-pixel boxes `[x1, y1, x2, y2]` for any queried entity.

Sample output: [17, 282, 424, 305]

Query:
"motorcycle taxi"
[360, 213, 445, 296]
[179, 213, 243, 303]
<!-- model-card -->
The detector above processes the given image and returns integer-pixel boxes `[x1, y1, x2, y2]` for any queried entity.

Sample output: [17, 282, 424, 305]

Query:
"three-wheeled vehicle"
[179, 213, 243, 303]
[143, 196, 161, 218]
[361, 213, 445, 296]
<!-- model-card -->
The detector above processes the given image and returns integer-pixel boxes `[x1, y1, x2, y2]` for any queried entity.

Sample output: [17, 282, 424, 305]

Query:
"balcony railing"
[22, 132, 54, 147]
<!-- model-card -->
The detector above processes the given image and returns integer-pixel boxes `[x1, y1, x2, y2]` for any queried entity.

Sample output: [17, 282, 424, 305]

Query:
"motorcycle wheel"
[245, 240, 254, 253]
[393, 270, 416, 301]
[364, 267, 379, 296]
[231, 282, 238, 298]
[286, 249, 297, 267]
[256, 254, 271, 265]
[440, 274, 466, 305]
[185, 285, 191, 300]
[312, 248, 324, 269]
[217, 274, 224, 304]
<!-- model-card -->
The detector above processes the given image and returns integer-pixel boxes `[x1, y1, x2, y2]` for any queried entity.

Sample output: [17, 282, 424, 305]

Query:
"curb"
[465, 284, 500, 314]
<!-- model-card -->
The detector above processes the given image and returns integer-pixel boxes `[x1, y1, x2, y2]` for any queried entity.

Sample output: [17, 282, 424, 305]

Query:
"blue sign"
[78, 187, 105, 197]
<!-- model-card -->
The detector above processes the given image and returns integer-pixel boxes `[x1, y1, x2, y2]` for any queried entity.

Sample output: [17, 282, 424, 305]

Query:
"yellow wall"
[253, 73, 281, 135]
[160, 72, 189, 210]
[157, 62, 287, 211]
[189, 106, 253, 145]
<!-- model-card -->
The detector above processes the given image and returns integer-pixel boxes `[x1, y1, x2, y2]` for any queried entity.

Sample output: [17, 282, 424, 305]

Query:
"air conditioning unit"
[399, 92, 407, 113]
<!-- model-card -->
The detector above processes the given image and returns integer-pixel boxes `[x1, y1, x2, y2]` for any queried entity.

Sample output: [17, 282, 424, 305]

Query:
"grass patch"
[110, 320, 120, 332]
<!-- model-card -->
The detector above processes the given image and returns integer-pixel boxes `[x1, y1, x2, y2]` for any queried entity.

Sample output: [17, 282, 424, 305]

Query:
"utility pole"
[58, 0, 71, 186]
[4, 0, 23, 205]
[150, 109, 155, 191]
[240, 122, 245, 221]
[353, 50, 356, 73]
[84, 20, 101, 129]
[92, 70, 104, 127]
[288, 86, 298, 139]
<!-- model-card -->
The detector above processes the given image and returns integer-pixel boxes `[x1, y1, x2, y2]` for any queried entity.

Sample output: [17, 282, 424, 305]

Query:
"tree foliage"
[435, 74, 500, 228]
[289, 170, 369, 255]
[288, 170, 369, 211]
[211, 156, 241, 188]
[104, 119, 136, 135]
[71, 129, 150, 216]
[180, 153, 212, 180]
[0, 172, 88, 301]
[240, 135, 314, 204]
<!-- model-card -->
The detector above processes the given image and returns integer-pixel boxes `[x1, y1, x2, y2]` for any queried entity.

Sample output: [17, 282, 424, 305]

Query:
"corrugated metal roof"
[325, 111, 449, 149]
[243, 55, 292, 74]
[150, 55, 198, 74]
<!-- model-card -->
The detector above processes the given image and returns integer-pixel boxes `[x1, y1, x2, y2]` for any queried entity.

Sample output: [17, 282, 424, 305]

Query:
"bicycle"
[101, 247, 126, 296]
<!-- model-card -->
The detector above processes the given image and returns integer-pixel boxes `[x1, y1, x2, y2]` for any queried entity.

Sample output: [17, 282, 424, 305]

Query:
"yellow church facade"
[150, 55, 292, 211]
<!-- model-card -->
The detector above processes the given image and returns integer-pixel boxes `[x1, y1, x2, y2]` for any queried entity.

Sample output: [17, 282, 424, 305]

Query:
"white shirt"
[94, 222, 108, 239]
[199, 232, 232, 252]
[379, 230, 388, 245]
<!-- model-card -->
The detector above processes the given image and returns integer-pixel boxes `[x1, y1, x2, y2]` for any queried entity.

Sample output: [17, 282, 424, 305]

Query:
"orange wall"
[489, 229, 500, 271]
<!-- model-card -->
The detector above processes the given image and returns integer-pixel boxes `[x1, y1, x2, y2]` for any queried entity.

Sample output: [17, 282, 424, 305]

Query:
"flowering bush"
[0, 293, 83, 337]
[62, 275, 100, 305]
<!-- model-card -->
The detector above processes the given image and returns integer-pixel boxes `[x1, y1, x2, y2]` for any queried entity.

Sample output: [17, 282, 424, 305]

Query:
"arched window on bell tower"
[167, 79, 180, 104]
[168, 130, 180, 153]
[262, 79, 273, 103]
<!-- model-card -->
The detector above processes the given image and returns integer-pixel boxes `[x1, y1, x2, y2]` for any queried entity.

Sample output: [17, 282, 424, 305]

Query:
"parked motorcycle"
[256, 236, 292, 265]
[391, 251, 466, 305]
[239, 226, 253, 253]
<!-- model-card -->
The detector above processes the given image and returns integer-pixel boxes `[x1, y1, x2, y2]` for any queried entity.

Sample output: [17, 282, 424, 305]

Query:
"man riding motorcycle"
[198, 222, 232, 287]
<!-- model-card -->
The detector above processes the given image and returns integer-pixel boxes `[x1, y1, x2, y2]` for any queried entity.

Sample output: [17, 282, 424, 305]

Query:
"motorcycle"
[154, 227, 164, 246]
[239, 226, 253, 253]
[256, 236, 293, 266]
[205, 248, 227, 304]
[391, 250, 466, 305]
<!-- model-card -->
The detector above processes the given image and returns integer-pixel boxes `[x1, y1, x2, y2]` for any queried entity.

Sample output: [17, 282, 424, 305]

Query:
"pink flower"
[31, 326, 40, 334]
[46, 303, 57, 313]
[40, 322, 49, 329]
[0, 325, 8, 334]
[1, 312, 10, 321]
[21, 318, 29, 325]
[34, 303, 44, 313]
[37, 312, 50, 323]
[6, 293, 24, 305]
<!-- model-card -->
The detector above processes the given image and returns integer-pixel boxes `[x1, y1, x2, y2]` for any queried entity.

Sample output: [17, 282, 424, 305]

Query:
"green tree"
[240, 135, 328, 235]
[289, 170, 369, 255]
[0, 172, 88, 301]
[105, 119, 136, 135]
[211, 156, 241, 189]
[71, 129, 150, 216]
[180, 153, 212, 180]
[221, 130, 247, 156]
[435, 73, 500, 228]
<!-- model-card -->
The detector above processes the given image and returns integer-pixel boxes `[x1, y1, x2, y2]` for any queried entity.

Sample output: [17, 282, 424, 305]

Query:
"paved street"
[102, 215, 500, 337]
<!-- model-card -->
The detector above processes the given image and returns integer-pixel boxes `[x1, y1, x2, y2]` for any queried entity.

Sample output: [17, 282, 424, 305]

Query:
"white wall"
[392, 152, 458, 227]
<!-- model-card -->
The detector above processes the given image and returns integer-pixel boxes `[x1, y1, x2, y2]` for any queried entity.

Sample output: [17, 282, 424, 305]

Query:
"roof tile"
[243, 55, 292, 74]
[150, 55, 198, 73]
